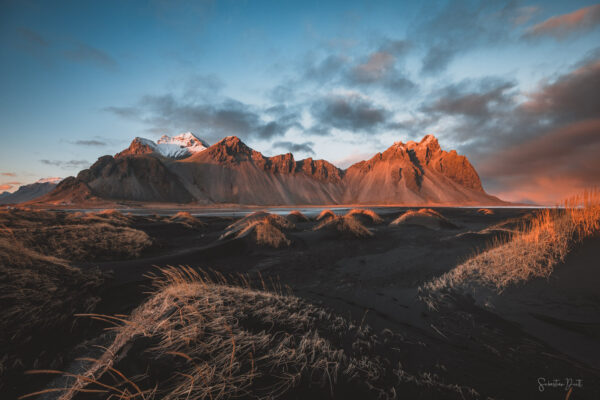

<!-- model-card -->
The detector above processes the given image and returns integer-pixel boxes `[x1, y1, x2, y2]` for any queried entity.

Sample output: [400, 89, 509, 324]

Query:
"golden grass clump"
[0, 230, 103, 385]
[220, 212, 294, 241]
[390, 208, 457, 230]
[314, 215, 373, 238]
[238, 219, 292, 248]
[315, 209, 336, 221]
[72, 209, 132, 226]
[286, 210, 309, 223]
[477, 208, 494, 215]
[422, 189, 600, 298]
[51, 267, 403, 400]
[168, 211, 207, 228]
[345, 208, 383, 225]
[0, 208, 152, 262]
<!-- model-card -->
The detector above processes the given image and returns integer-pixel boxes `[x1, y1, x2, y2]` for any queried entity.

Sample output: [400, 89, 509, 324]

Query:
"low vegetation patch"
[0, 222, 104, 391]
[346, 208, 383, 225]
[390, 208, 457, 230]
[477, 208, 494, 215]
[422, 190, 600, 300]
[220, 212, 294, 248]
[316, 209, 336, 221]
[46, 267, 472, 400]
[168, 211, 206, 228]
[314, 215, 373, 238]
[286, 209, 309, 223]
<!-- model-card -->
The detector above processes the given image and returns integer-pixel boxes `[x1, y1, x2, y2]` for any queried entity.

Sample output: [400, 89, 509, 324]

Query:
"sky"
[0, 0, 599, 204]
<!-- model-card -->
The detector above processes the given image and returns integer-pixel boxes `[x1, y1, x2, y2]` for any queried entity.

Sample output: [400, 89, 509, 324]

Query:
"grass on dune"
[220, 212, 295, 248]
[422, 189, 600, 300]
[314, 214, 373, 238]
[44, 267, 475, 400]
[168, 211, 207, 228]
[345, 208, 383, 224]
[286, 210, 309, 223]
[316, 209, 336, 221]
[0, 208, 152, 262]
[390, 208, 457, 230]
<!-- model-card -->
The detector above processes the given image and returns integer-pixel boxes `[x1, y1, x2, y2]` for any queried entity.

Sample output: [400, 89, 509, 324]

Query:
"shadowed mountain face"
[35, 134, 504, 206]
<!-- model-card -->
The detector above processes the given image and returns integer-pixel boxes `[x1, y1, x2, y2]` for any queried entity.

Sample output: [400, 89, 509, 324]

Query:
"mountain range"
[0, 178, 62, 205]
[33, 132, 505, 206]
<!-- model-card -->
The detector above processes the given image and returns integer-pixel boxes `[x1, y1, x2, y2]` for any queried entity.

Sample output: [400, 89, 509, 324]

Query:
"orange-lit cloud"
[524, 4, 600, 39]
[479, 119, 600, 204]
[0, 185, 13, 191]
[1, 172, 16, 177]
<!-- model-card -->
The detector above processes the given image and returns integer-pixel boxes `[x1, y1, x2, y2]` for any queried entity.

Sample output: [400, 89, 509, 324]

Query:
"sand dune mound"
[0, 209, 151, 262]
[168, 211, 206, 228]
[72, 208, 132, 226]
[314, 214, 373, 238]
[390, 208, 458, 230]
[345, 208, 383, 225]
[286, 210, 309, 223]
[238, 219, 292, 248]
[53, 267, 470, 400]
[477, 208, 494, 215]
[316, 209, 336, 221]
[220, 212, 295, 247]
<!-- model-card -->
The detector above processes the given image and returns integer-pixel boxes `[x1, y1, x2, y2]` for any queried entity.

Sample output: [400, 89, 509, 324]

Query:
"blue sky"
[1, 0, 599, 203]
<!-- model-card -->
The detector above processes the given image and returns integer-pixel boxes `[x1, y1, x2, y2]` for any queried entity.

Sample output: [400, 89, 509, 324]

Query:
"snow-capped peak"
[36, 177, 63, 184]
[155, 132, 209, 158]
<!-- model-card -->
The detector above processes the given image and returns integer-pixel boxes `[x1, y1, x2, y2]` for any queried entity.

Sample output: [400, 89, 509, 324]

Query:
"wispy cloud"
[523, 4, 600, 39]
[1, 172, 17, 177]
[272, 141, 315, 155]
[64, 42, 117, 70]
[41, 159, 90, 169]
[70, 139, 107, 146]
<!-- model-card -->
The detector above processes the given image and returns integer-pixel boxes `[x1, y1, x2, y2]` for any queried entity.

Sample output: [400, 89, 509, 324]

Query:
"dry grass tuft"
[477, 208, 494, 215]
[390, 208, 457, 230]
[286, 210, 309, 223]
[0, 209, 152, 262]
[238, 219, 292, 248]
[315, 209, 336, 221]
[219, 212, 294, 248]
[73, 209, 132, 226]
[345, 208, 383, 225]
[314, 215, 373, 238]
[422, 189, 600, 299]
[0, 225, 104, 387]
[220, 212, 294, 240]
[52, 267, 403, 400]
[168, 211, 206, 228]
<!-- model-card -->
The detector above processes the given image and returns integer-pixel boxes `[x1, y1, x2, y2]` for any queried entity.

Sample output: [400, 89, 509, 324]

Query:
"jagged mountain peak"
[117, 132, 210, 159]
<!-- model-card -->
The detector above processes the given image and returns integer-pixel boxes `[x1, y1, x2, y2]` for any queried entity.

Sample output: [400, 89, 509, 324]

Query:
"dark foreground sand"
[5, 207, 600, 399]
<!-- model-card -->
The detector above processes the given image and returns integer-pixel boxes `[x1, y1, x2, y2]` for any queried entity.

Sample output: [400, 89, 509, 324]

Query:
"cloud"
[521, 58, 600, 122]
[332, 151, 376, 169]
[41, 159, 90, 170]
[303, 54, 347, 84]
[512, 6, 540, 26]
[310, 94, 389, 134]
[478, 118, 600, 204]
[1, 173, 16, 177]
[71, 139, 107, 146]
[423, 78, 516, 120]
[63, 42, 117, 70]
[16, 27, 49, 49]
[106, 94, 302, 142]
[411, 1, 519, 75]
[272, 141, 315, 155]
[0, 185, 14, 191]
[523, 4, 600, 39]
[181, 73, 225, 101]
